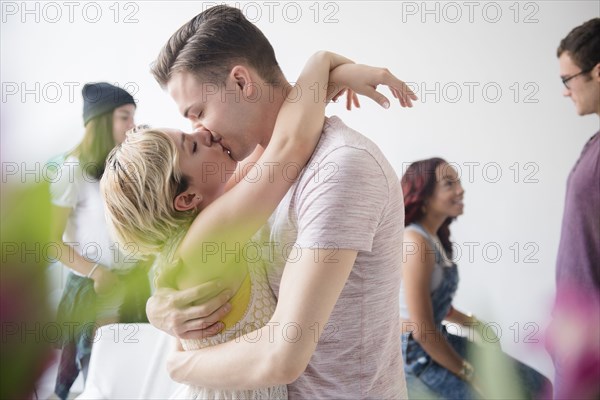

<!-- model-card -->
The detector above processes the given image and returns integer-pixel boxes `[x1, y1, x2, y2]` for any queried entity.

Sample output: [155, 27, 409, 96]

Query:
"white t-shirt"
[253, 116, 408, 399]
[49, 155, 129, 274]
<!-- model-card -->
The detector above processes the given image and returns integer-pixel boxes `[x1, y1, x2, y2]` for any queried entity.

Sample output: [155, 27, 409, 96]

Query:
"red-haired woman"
[399, 157, 550, 399]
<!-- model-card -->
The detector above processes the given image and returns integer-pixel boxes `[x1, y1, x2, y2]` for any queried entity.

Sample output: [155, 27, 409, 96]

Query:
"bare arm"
[177, 51, 351, 269]
[224, 64, 417, 192]
[402, 230, 465, 377]
[152, 52, 351, 337]
[147, 60, 417, 340]
[166, 248, 357, 388]
[445, 306, 476, 326]
[164, 140, 405, 387]
[50, 205, 118, 294]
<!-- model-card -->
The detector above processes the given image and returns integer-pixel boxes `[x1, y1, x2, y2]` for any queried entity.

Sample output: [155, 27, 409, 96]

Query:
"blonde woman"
[101, 51, 415, 398]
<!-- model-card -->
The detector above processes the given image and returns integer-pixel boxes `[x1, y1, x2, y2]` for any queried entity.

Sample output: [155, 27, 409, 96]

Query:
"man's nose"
[193, 128, 213, 147]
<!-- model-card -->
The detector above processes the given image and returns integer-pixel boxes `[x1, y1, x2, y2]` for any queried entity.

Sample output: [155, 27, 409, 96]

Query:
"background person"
[399, 157, 550, 399]
[547, 17, 600, 400]
[49, 82, 151, 400]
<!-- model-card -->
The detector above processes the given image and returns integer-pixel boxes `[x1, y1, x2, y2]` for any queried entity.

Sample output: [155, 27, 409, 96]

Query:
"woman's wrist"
[313, 50, 354, 72]
[87, 262, 101, 279]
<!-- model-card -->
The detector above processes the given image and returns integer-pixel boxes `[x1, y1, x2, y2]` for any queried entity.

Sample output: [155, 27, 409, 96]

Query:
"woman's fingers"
[351, 91, 360, 109]
[378, 69, 417, 107]
[346, 89, 353, 110]
[369, 87, 392, 109]
[329, 64, 418, 110]
[331, 88, 345, 103]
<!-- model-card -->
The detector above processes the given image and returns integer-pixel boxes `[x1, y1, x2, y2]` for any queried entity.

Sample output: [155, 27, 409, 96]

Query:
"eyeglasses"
[562, 68, 592, 89]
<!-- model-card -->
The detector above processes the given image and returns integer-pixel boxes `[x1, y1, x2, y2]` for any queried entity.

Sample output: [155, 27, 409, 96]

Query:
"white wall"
[2, 0, 599, 381]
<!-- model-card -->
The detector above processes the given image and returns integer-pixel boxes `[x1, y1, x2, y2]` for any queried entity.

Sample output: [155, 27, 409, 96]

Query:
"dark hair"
[401, 157, 454, 257]
[69, 112, 115, 180]
[151, 5, 283, 87]
[557, 18, 600, 72]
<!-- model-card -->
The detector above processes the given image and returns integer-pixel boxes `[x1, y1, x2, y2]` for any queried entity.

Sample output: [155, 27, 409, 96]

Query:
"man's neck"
[258, 81, 293, 148]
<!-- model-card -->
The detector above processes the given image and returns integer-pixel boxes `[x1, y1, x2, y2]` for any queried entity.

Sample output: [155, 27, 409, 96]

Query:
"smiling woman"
[398, 158, 551, 400]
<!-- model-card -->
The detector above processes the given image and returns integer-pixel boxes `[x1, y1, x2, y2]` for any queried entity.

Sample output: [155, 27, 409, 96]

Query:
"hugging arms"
[102, 50, 414, 391]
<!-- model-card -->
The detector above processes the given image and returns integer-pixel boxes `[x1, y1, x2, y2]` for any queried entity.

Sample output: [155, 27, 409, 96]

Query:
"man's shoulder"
[315, 116, 388, 165]
[320, 116, 372, 148]
[309, 116, 399, 181]
[289, 116, 401, 210]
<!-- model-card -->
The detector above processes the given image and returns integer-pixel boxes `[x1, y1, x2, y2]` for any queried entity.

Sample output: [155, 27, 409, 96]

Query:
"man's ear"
[230, 65, 257, 99]
[594, 62, 600, 82]
[174, 191, 202, 212]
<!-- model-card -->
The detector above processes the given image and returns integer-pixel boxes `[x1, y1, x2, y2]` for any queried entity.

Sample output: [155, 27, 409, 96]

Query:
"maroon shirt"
[556, 131, 600, 294]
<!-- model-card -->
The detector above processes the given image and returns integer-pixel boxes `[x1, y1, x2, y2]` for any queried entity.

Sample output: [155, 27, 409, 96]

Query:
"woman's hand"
[331, 88, 361, 111]
[472, 317, 502, 349]
[446, 306, 501, 349]
[327, 64, 417, 109]
[91, 265, 119, 295]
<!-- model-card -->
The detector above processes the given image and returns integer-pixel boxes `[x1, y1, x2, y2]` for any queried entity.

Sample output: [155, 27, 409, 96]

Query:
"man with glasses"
[550, 17, 600, 400]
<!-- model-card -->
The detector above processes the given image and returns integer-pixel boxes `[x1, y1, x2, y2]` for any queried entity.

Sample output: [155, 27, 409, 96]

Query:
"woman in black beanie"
[48, 82, 151, 400]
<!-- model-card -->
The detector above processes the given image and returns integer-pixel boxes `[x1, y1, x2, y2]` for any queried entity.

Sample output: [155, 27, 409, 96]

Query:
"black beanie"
[82, 82, 136, 125]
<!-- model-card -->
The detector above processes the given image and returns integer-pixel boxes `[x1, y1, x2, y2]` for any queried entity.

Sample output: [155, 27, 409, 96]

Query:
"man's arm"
[146, 280, 232, 339]
[147, 65, 416, 340]
[166, 141, 391, 387]
[166, 248, 356, 388]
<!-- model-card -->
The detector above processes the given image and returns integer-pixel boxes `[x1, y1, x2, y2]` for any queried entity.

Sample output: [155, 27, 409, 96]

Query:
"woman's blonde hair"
[100, 125, 197, 262]
[70, 112, 116, 180]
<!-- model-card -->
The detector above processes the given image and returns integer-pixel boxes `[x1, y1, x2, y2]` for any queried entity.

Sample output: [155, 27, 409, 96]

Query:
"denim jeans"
[402, 328, 551, 399]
